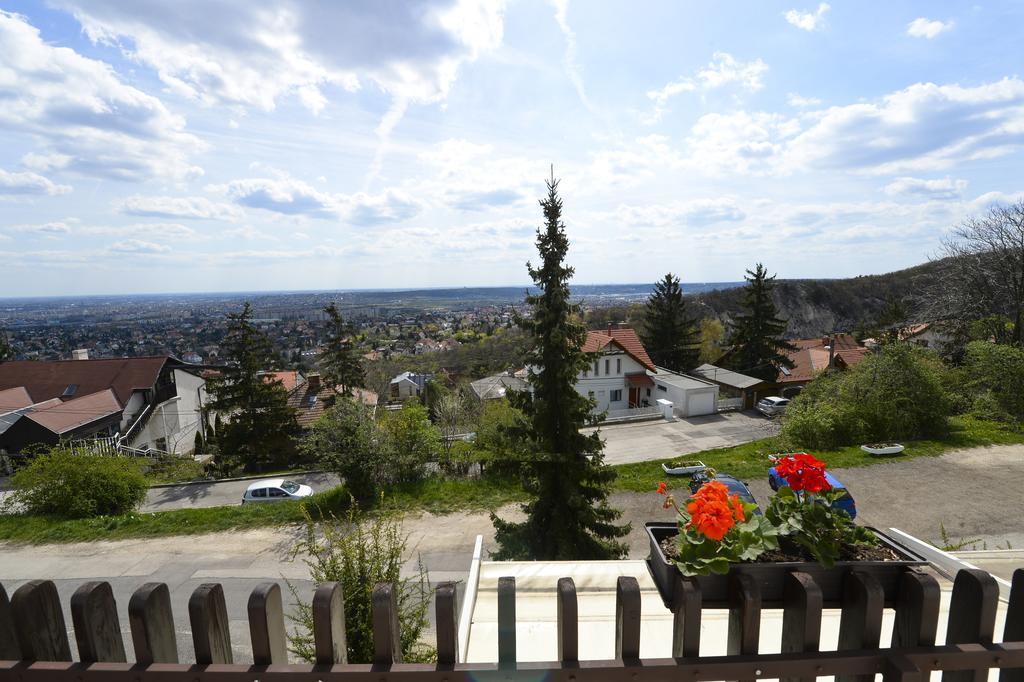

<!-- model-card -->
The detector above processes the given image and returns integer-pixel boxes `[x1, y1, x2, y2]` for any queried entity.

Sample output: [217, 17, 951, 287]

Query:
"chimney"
[307, 373, 321, 393]
[821, 336, 830, 347]
[72, 349, 89, 361]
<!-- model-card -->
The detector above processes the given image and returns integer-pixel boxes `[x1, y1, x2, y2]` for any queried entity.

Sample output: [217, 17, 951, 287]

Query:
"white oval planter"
[860, 444, 905, 456]
[661, 460, 706, 476]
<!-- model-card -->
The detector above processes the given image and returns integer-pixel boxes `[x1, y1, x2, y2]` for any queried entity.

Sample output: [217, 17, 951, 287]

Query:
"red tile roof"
[777, 335, 869, 384]
[0, 357, 168, 406]
[583, 327, 657, 372]
[264, 371, 302, 392]
[26, 389, 121, 434]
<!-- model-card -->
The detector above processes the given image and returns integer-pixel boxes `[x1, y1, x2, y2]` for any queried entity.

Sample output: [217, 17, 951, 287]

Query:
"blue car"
[768, 467, 857, 519]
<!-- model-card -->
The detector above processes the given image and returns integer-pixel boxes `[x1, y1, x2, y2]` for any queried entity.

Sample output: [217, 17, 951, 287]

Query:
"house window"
[646, 388, 651, 397]
[594, 361, 599, 377]
[610, 389, 622, 402]
[658, 385, 667, 392]
[587, 391, 595, 400]
[616, 358, 621, 374]
[582, 369, 588, 378]
[605, 359, 610, 375]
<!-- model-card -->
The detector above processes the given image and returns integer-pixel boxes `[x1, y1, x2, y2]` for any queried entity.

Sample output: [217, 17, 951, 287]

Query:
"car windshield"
[280, 481, 300, 493]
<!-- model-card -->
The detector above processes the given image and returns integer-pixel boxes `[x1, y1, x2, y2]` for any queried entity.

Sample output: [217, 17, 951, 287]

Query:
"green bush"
[781, 343, 950, 449]
[299, 398, 383, 501]
[961, 341, 1024, 421]
[287, 501, 433, 663]
[7, 448, 149, 518]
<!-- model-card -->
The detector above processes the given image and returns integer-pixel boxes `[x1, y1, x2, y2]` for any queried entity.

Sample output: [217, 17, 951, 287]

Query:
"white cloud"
[550, 0, 592, 112]
[611, 198, 747, 230]
[0, 168, 71, 196]
[210, 173, 423, 224]
[0, 11, 204, 182]
[116, 195, 241, 221]
[907, 18, 954, 39]
[108, 239, 172, 253]
[883, 176, 967, 200]
[10, 221, 72, 235]
[646, 52, 768, 123]
[680, 78, 1024, 176]
[786, 93, 822, 108]
[55, 0, 506, 112]
[784, 3, 830, 31]
[416, 138, 536, 211]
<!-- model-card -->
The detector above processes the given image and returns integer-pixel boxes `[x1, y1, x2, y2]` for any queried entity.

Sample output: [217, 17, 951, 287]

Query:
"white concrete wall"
[574, 351, 648, 412]
[129, 369, 207, 454]
[653, 380, 718, 417]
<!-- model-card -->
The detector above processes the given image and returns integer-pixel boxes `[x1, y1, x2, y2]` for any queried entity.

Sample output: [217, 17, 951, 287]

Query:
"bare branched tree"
[927, 200, 1024, 345]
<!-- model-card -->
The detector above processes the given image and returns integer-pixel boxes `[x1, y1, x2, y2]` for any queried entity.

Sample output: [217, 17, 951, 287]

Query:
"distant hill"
[693, 260, 946, 339]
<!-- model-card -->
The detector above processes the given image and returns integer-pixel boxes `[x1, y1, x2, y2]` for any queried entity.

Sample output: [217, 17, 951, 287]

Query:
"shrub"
[287, 501, 433, 663]
[781, 343, 950, 449]
[299, 398, 383, 501]
[379, 401, 441, 485]
[7, 448, 148, 518]
[961, 341, 1024, 421]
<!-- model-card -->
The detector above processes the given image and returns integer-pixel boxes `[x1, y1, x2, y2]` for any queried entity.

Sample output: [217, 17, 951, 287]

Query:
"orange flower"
[690, 499, 734, 541]
[656, 481, 667, 495]
[693, 480, 729, 503]
[729, 494, 745, 522]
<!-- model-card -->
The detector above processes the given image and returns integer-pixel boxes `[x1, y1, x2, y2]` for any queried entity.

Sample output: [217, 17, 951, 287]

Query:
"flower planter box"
[645, 521, 928, 608]
[861, 443, 906, 456]
[661, 460, 706, 476]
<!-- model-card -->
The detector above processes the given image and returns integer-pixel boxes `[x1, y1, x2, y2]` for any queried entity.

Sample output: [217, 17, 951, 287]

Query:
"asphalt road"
[593, 410, 777, 465]
[141, 471, 341, 512]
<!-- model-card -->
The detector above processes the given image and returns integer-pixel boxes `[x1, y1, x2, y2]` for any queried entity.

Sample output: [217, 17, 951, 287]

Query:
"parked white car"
[756, 396, 790, 417]
[241, 478, 314, 504]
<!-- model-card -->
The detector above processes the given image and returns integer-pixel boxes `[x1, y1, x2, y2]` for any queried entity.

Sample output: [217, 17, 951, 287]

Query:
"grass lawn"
[610, 415, 1024, 493]
[2, 416, 1019, 544]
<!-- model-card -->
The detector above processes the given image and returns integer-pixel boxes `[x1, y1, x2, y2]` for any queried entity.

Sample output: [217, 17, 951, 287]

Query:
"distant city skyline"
[2, 1, 1023, 296]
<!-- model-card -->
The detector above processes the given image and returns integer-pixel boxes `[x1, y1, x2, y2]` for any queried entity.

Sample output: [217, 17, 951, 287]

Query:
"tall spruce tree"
[490, 175, 629, 560]
[206, 302, 298, 471]
[320, 303, 365, 396]
[641, 273, 700, 372]
[727, 264, 797, 382]
[0, 330, 11, 361]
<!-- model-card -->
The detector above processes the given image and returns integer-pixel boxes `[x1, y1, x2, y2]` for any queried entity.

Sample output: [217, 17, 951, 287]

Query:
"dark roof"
[691, 364, 765, 390]
[26, 389, 122, 434]
[0, 357, 170, 407]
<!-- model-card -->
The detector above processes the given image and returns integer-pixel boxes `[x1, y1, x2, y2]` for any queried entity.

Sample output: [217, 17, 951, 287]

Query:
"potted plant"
[861, 442, 906, 456]
[660, 460, 706, 476]
[647, 453, 927, 607]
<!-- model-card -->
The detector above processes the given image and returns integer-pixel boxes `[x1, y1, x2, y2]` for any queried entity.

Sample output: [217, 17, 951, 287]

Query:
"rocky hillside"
[693, 260, 945, 339]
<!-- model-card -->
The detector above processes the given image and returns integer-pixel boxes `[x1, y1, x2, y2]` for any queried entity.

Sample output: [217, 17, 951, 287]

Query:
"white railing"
[603, 405, 662, 422]
[717, 396, 744, 411]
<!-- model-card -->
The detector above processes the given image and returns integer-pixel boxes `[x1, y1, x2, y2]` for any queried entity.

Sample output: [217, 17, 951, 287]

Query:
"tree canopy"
[490, 176, 629, 560]
[320, 303, 365, 396]
[727, 264, 797, 382]
[641, 273, 700, 372]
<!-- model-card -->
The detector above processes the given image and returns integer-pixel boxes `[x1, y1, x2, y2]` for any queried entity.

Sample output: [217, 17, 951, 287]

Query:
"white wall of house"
[652, 373, 719, 417]
[574, 350, 651, 412]
[128, 369, 207, 454]
[390, 378, 421, 401]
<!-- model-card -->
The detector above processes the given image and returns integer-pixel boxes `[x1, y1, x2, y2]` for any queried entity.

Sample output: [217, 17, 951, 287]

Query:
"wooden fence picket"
[70, 581, 126, 663]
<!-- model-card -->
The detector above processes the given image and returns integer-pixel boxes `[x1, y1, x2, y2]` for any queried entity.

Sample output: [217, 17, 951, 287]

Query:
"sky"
[2, 1, 1024, 296]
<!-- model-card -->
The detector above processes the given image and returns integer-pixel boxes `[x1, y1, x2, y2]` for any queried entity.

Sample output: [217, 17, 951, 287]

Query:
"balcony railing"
[1, 566, 1022, 681]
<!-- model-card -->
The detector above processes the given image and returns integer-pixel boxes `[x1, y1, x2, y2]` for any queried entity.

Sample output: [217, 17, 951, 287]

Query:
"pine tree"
[0, 330, 12, 361]
[206, 302, 298, 471]
[490, 175, 629, 560]
[641, 273, 700, 372]
[320, 303, 365, 396]
[727, 264, 798, 382]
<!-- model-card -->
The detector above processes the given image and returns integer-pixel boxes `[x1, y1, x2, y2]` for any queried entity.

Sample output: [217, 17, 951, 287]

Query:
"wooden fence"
[0, 566, 1022, 682]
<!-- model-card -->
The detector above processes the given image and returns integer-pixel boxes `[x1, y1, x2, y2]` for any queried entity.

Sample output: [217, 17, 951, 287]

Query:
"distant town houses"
[287, 372, 379, 429]
[0, 351, 208, 456]
[389, 371, 433, 402]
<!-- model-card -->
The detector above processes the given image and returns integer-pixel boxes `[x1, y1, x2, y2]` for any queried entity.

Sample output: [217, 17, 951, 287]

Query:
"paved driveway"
[141, 471, 340, 512]
[592, 411, 777, 465]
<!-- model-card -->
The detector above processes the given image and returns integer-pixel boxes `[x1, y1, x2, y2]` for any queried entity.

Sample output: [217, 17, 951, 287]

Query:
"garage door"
[686, 391, 716, 416]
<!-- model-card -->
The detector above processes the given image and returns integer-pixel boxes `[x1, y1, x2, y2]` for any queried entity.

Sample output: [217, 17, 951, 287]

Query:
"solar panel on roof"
[61, 383, 78, 397]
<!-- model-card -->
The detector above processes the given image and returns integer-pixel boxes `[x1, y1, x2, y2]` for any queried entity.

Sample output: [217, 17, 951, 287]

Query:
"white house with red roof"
[577, 327, 718, 417]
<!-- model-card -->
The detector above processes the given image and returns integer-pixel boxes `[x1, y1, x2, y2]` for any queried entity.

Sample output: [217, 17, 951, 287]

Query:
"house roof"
[0, 357, 169, 407]
[288, 383, 379, 429]
[582, 328, 657, 372]
[777, 335, 870, 384]
[25, 389, 121, 434]
[691, 364, 765, 390]
[470, 373, 528, 400]
[652, 368, 716, 390]
[263, 370, 303, 392]
[0, 387, 33, 413]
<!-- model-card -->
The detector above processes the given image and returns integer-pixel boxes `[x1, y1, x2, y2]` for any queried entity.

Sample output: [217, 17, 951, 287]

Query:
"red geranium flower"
[657, 481, 667, 495]
[775, 453, 831, 493]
